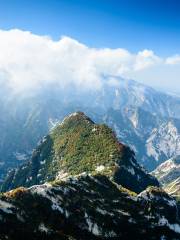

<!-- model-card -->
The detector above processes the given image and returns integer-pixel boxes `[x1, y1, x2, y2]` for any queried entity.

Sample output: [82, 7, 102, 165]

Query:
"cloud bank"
[0, 29, 179, 93]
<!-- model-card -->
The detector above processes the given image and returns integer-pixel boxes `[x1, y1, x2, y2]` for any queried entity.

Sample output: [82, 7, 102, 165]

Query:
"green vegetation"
[49, 113, 123, 175]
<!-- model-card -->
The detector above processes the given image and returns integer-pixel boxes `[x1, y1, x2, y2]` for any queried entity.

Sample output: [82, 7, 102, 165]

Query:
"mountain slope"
[164, 178, 180, 197]
[146, 122, 180, 163]
[1, 112, 159, 193]
[0, 174, 179, 240]
[152, 155, 180, 196]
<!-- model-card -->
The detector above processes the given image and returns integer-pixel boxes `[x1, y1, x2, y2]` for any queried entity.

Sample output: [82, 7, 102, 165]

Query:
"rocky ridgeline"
[0, 174, 179, 240]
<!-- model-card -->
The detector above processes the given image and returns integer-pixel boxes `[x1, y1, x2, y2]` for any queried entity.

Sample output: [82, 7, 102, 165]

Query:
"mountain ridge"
[0, 174, 179, 239]
[0, 112, 179, 239]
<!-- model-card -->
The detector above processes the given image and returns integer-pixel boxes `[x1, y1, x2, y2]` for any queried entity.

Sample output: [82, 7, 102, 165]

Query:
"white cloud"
[166, 55, 180, 65]
[134, 50, 161, 71]
[0, 29, 179, 93]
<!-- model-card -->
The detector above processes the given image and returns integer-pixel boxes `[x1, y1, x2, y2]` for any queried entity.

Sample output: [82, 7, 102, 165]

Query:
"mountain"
[1, 112, 159, 193]
[0, 112, 179, 239]
[0, 77, 180, 182]
[0, 174, 180, 239]
[152, 155, 180, 197]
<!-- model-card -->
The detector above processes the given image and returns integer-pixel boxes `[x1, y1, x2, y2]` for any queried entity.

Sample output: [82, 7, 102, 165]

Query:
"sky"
[0, 0, 180, 94]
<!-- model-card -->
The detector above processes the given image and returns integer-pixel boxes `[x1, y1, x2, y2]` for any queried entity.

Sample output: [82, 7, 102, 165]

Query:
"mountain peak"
[2, 112, 159, 193]
[62, 111, 94, 123]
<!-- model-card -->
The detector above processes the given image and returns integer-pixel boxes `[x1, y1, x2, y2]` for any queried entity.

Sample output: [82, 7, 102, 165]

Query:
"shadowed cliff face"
[2, 112, 159, 193]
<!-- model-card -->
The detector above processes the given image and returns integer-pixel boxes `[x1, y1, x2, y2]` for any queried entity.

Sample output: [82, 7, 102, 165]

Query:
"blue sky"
[0, 0, 180, 56]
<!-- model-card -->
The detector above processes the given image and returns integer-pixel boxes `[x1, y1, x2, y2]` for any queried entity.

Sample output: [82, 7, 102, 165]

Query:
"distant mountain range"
[0, 77, 180, 182]
[0, 113, 179, 239]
